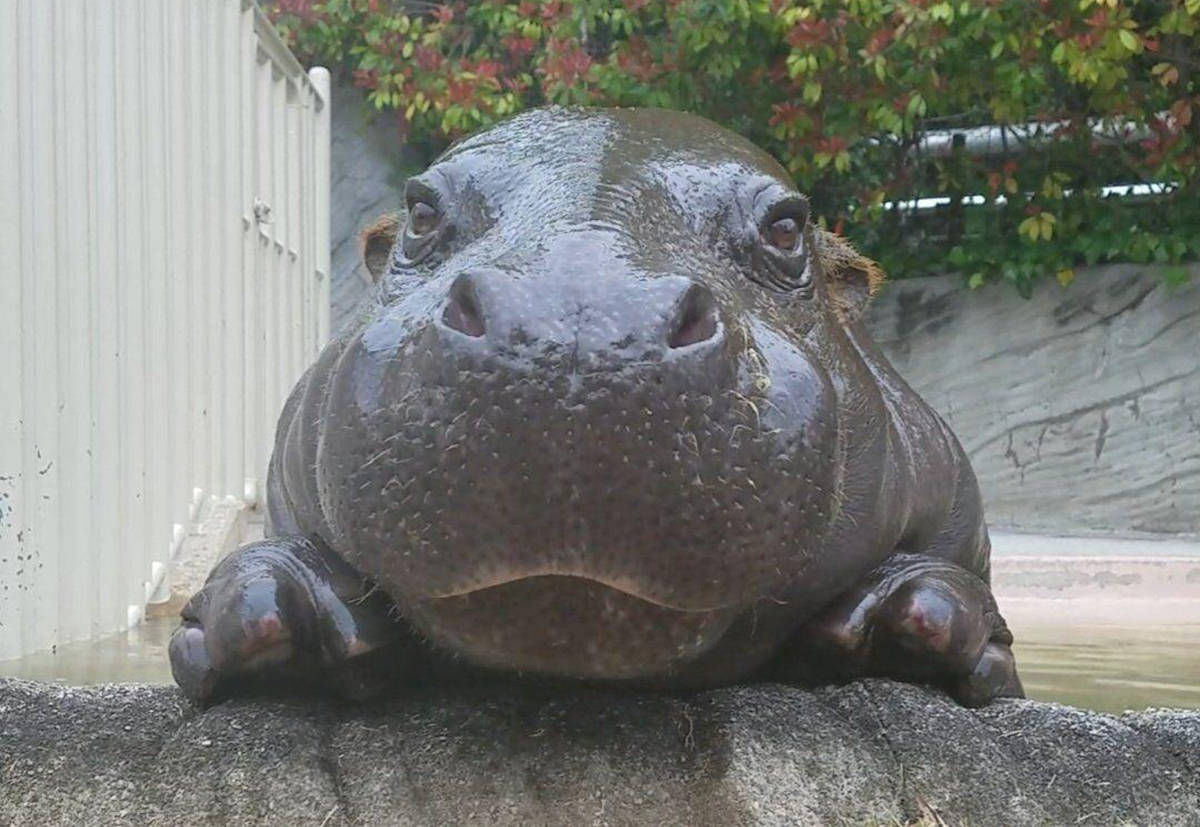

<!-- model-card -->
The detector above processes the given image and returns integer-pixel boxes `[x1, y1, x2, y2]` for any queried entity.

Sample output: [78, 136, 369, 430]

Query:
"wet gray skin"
[171, 107, 1023, 707]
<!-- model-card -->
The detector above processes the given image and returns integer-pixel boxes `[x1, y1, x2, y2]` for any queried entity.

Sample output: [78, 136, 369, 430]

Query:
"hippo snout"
[666, 283, 720, 348]
[441, 274, 487, 338]
[435, 270, 723, 362]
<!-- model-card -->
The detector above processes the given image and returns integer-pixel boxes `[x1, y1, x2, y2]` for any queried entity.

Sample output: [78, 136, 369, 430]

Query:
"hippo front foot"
[775, 553, 1024, 707]
[169, 536, 410, 706]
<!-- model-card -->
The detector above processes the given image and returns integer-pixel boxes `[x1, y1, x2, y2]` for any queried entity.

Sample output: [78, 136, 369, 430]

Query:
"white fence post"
[310, 67, 332, 352]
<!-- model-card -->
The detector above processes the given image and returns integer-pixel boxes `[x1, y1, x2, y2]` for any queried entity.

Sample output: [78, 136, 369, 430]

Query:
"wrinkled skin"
[171, 107, 1022, 708]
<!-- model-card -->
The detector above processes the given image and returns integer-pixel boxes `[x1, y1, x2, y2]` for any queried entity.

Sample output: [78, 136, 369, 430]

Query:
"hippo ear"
[815, 228, 885, 322]
[361, 211, 403, 283]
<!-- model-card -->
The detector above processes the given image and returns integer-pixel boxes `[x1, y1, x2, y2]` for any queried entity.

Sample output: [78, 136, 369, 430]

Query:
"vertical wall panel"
[164, 1, 190, 550]
[221, 0, 246, 503]
[241, 10, 263, 500]
[311, 67, 332, 348]
[88, 0, 122, 641]
[301, 106, 315, 362]
[140, 1, 171, 606]
[0, 0, 27, 658]
[256, 55, 277, 479]
[115, 0, 149, 618]
[19, 0, 63, 655]
[270, 67, 287, 443]
[54, 0, 96, 643]
[203, 1, 225, 500]
[186, 0, 209, 507]
[284, 84, 299, 393]
[0, 0, 330, 660]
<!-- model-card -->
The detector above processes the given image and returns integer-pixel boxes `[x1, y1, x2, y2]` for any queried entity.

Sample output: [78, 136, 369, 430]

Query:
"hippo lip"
[424, 570, 738, 613]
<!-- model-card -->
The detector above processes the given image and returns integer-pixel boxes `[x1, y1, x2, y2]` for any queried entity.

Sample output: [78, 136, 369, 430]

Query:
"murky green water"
[2, 615, 1196, 714]
[1012, 624, 1200, 713]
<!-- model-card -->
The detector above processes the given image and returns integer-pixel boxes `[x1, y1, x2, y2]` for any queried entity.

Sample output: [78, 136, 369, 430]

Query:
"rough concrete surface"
[3, 678, 1198, 826]
[868, 264, 1200, 537]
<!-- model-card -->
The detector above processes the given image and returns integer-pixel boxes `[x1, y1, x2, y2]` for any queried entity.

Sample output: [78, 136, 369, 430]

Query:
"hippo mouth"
[424, 569, 739, 613]
[407, 573, 745, 680]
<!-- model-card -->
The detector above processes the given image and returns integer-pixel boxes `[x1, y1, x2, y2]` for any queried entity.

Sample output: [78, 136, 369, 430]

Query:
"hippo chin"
[171, 106, 1023, 708]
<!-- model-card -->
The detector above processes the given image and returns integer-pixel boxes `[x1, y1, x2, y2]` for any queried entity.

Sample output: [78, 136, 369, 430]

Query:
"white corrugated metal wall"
[0, 0, 331, 661]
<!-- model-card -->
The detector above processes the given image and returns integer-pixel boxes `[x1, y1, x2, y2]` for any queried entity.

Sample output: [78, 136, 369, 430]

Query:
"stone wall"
[329, 80, 420, 334]
[3, 678, 1199, 825]
[866, 265, 1199, 537]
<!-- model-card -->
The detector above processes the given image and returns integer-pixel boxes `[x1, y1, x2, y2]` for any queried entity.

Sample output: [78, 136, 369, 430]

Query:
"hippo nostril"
[443, 274, 486, 338]
[668, 284, 720, 349]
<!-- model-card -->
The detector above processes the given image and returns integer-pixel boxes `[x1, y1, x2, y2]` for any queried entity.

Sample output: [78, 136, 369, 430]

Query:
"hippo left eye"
[400, 178, 450, 263]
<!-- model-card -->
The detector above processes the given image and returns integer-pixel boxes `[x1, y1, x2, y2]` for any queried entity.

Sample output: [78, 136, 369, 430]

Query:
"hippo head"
[315, 107, 886, 682]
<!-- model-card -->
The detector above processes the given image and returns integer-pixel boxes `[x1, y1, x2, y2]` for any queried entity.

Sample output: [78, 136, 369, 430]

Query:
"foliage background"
[268, 0, 1199, 294]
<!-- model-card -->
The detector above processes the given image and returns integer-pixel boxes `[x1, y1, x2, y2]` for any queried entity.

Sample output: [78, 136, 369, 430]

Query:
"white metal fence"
[0, 0, 331, 661]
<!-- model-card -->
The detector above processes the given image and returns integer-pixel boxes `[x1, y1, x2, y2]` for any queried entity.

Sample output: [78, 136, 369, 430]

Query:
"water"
[3, 612, 1197, 715]
[1012, 622, 1200, 713]
[2, 614, 178, 686]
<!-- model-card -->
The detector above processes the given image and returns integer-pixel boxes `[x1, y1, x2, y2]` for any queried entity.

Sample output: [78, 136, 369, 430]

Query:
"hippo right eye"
[408, 201, 440, 236]
[767, 217, 800, 251]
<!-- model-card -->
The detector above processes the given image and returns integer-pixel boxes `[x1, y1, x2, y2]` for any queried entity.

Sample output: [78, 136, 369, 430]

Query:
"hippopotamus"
[170, 107, 1023, 708]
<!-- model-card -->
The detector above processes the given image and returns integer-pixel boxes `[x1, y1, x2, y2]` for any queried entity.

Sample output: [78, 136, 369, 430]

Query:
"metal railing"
[0, 0, 330, 660]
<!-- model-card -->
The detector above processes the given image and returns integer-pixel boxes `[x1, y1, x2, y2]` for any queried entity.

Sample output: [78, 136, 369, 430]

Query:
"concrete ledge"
[2, 679, 1197, 826]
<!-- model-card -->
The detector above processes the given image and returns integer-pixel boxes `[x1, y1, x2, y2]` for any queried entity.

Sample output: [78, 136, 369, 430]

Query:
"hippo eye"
[408, 201, 440, 236]
[767, 217, 800, 251]
[744, 193, 813, 296]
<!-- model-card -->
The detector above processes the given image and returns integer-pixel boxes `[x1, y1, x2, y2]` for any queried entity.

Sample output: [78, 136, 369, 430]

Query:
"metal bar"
[882, 181, 1179, 213]
[912, 116, 1156, 158]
